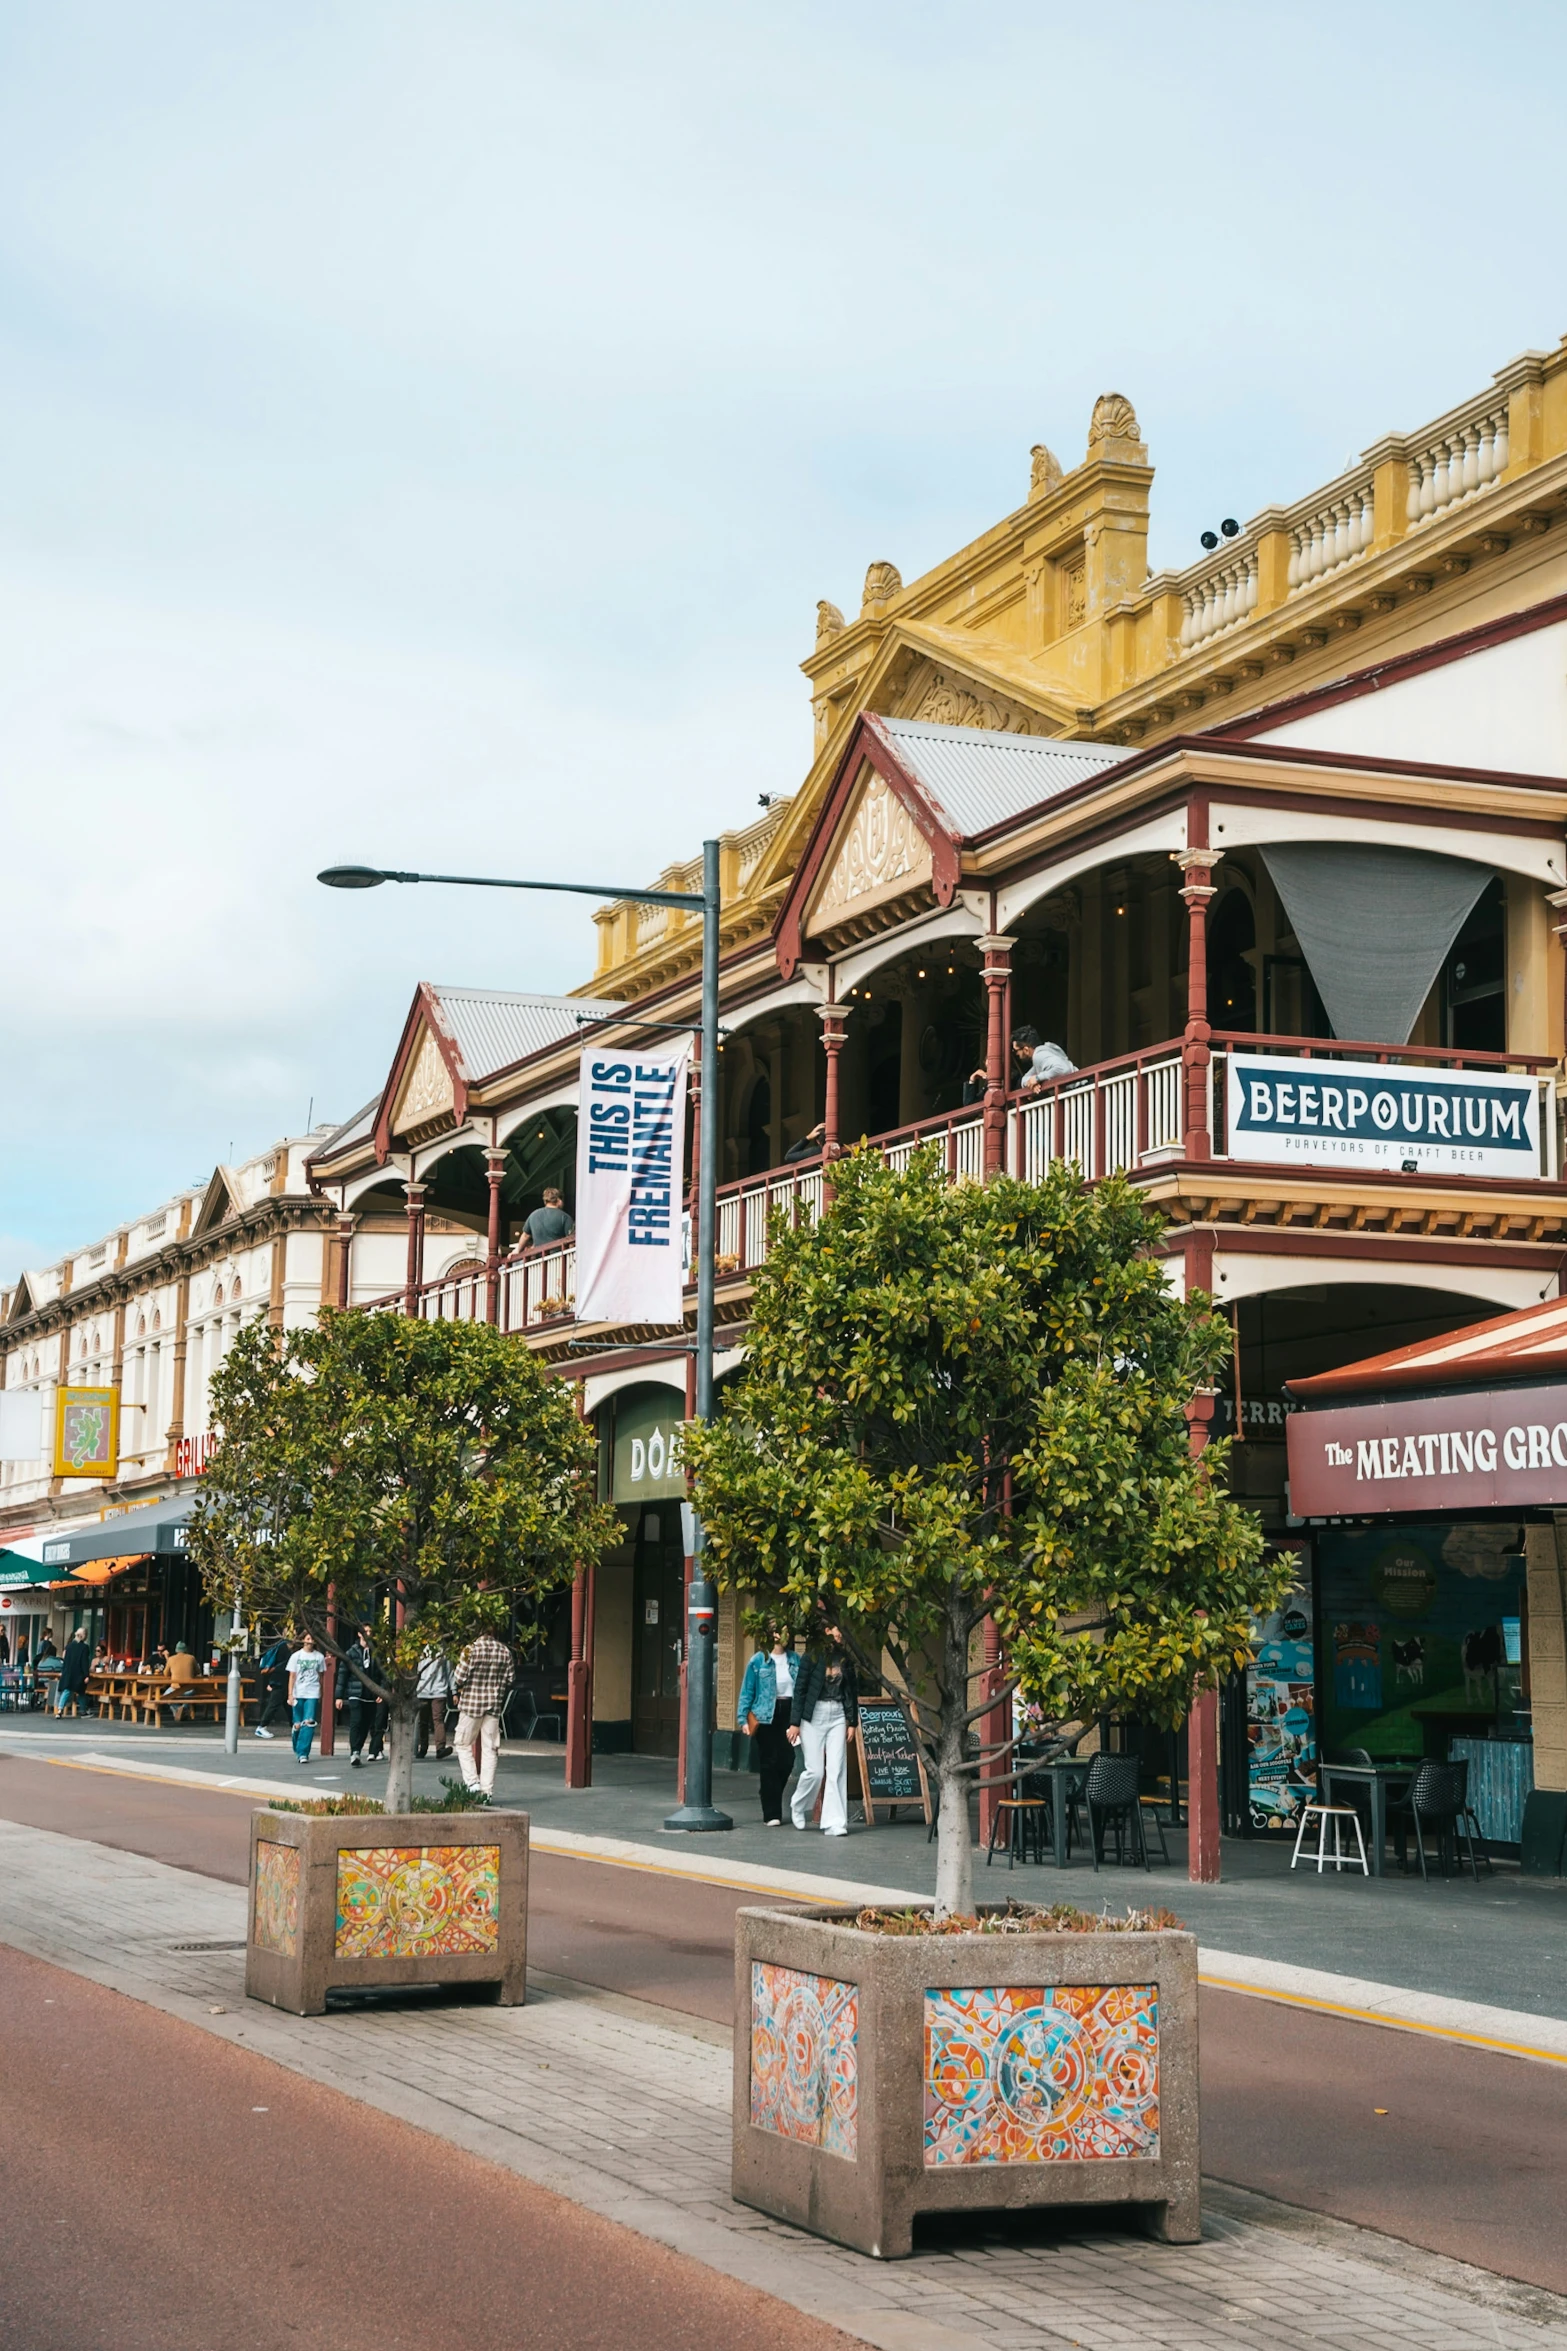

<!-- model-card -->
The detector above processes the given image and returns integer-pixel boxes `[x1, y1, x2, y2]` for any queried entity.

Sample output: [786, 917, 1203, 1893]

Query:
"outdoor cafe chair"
[1393, 1759, 1490, 1882]
[1066, 1753, 1167, 1871]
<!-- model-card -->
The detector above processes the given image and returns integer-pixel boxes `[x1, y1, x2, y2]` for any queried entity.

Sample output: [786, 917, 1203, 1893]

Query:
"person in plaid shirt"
[451, 1630, 515, 1798]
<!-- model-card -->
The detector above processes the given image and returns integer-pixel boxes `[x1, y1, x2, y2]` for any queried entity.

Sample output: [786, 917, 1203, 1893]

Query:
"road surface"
[3, 1751, 1566, 2294]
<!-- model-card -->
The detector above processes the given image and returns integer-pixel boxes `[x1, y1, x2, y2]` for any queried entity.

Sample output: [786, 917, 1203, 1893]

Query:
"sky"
[3, 0, 1566, 1278]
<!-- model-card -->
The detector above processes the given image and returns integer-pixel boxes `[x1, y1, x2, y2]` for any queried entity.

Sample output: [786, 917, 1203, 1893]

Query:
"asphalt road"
[4, 1752, 1567, 2294]
[0, 1941, 857, 2351]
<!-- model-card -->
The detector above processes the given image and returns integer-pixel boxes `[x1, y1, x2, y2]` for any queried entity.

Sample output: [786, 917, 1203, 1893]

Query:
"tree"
[682, 1147, 1283, 1917]
[190, 1309, 618, 1810]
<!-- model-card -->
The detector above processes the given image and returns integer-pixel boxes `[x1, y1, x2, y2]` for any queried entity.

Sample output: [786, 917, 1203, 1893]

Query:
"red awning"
[1288, 1293, 1567, 1402]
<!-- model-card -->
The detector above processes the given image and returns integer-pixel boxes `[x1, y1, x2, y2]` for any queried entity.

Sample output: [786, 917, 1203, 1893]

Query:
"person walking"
[286, 1630, 327, 1764]
[54, 1627, 94, 1718]
[337, 1624, 386, 1767]
[415, 1644, 454, 1760]
[788, 1626, 858, 1837]
[736, 1626, 800, 1826]
[451, 1629, 514, 1800]
[252, 1631, 291, 1739]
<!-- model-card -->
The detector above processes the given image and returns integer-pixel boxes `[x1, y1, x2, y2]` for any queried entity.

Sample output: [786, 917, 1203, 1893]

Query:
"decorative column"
[484, 1149, 506, 1325]
[1183, 1228, 1222, 1883]
[403, 1181, 426, 1317]
[819, 1005, 847, 1200]
[334, 1212, 355, 1310]
[977, 934, 1014, 1178]
[1172, 849, 1219, 1161]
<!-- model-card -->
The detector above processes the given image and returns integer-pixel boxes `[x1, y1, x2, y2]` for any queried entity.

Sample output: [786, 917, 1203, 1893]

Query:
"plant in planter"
[683, 1147, 1282, 1919]
[734, 1896, 1197, 2256]
[190, 1310, 619, 1815]
[533, 1293, 575, 1324]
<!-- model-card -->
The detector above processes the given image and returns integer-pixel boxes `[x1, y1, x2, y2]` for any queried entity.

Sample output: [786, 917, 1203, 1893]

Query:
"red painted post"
[1172, 843, 1219, 1162]
[1184, 1227, 1221, 1882]
[564, 1564, 591, 1789]
[403, 1181, 426, 1316]
[485, 1149, 506, 1325]
[320, 1583, 337, 1758]
[335, 1212, 354, 1310]
[976, 1614, 1007, 1848]
[820, 1005, 847, 1203]
[978, 933, 1013, 1178]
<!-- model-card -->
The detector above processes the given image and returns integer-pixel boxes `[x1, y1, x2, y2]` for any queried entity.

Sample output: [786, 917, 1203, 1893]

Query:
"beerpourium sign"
[1225, 1052, 1539, 1178]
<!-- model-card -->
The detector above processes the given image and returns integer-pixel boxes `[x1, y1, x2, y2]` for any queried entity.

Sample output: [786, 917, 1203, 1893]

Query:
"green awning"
[0, 1551, 59, 1591]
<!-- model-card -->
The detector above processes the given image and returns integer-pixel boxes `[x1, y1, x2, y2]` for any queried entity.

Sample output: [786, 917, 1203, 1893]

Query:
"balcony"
[380, 1030, 1563, 1342]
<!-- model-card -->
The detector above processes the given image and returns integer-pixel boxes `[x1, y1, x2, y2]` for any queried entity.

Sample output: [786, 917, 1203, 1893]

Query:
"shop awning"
[0, 1547, 58, 1590]
[38, 1496, 195, 1572]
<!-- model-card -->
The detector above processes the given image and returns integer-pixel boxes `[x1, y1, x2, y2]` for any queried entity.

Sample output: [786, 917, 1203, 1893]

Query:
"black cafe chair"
[1067, 1753, 1167, 1872]
[1393, 1759, 1490, 1882]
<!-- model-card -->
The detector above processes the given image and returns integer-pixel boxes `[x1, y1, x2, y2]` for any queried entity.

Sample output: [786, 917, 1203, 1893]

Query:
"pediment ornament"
[810, 768, 932, 930]
[393, 1028, 455, 1134]
[913, 668, 1035, 735]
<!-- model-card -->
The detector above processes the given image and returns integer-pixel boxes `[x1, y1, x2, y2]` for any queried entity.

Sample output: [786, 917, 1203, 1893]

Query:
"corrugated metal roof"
[311, 1096, 379, 1160]
[1291, 1295, 1567, 1401]
[430, 987, 626, 1084]
[869, 715, 1132, 839]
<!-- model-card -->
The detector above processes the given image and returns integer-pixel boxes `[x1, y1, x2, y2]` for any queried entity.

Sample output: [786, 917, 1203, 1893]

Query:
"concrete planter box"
[246, 1807, 528, 2017]
[734, 1904, 1198, 2258]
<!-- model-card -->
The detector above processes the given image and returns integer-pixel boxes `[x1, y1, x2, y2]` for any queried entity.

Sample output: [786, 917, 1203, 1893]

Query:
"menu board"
[854, 1700, 931, 1824]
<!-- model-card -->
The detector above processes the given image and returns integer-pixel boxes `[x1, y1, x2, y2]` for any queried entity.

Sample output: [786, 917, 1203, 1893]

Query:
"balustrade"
[1287, 483, 1375, 592]
[1180, 553, 1258, 650]
[1407, 403, 1508, 528]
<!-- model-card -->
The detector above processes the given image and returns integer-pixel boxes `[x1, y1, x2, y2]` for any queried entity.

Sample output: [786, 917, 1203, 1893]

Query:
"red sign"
[174, 1434, 217, 1478]
[1287, 1381, 1567, 1515]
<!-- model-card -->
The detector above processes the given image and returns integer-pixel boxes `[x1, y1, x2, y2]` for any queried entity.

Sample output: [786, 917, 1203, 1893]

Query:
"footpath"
[4, 1783, 1567, 2348]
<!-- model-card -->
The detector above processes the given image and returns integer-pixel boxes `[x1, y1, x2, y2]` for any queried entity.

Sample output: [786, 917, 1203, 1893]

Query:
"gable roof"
[1290, 1293, 1567, 1402]
[369, 981, 628, 1163]
[870, 716, 1133, 836]
[776, 711, 1134, 977]
[189, 1167, 242, 1241]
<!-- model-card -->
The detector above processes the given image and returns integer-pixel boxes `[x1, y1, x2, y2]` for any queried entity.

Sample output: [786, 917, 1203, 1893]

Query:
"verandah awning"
[38, 1496, 195, 1571]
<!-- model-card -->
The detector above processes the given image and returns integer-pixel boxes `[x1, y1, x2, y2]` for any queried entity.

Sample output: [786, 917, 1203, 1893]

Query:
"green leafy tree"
[190, 1309, 618, 1810]
[683, 1148, 1283, 1916]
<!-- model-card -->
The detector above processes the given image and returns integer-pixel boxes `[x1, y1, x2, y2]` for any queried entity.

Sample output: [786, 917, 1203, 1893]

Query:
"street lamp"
[318, 850, 732, 1831]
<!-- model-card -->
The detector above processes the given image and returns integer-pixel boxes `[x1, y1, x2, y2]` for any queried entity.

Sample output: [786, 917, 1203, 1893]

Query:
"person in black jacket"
[786, 1627, 858, 1837]
[338, 1625, 387, 1766]
[54, 1627, 94, 1717]
[252, 1632, 291, 1740]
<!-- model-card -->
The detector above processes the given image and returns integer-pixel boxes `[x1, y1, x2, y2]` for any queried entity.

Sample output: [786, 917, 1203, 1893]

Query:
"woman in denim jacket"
[736, 1629, 801, 1825]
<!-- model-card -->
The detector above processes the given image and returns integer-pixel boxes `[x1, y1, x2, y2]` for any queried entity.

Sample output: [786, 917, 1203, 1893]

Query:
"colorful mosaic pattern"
[333, 1844, 501, 1962]
[253, 1839, 300, 1957]
[750, 1961, 859, 2160]
[924, 1984, 1159, 2166]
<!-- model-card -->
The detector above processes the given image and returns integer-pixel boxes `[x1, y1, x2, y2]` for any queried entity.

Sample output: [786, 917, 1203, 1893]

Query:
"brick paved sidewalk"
[3, 1815, 1564, 2351]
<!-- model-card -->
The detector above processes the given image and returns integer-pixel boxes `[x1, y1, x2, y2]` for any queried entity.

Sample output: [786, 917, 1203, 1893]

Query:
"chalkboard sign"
[854, 1700, 932, 1825]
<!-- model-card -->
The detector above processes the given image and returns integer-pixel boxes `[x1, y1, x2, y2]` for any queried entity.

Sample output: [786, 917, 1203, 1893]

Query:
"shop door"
[632, 1508, 686, 1757]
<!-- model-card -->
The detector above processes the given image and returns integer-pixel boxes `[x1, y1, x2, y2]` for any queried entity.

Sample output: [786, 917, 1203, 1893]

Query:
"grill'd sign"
[1226, 1051, 1538, 1177]
[1288, 1382, 1567, 1514]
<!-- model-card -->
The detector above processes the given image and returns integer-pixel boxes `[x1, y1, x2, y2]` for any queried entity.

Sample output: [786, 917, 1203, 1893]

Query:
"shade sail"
[1259, 843, 1492, 1046]
[38, 1496, 194, 1570]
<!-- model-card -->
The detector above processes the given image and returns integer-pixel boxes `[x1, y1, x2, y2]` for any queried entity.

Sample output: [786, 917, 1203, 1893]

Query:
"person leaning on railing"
[964, 1026, 1076, 1105]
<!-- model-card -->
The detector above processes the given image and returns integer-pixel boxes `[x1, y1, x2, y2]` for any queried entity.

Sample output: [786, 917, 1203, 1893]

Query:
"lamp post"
[318, 850, 732, 1831]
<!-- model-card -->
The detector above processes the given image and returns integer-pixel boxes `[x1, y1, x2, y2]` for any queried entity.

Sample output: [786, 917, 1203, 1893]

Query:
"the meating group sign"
[1225, 1051, 1539, 1179]
[1287, 1382, 1567, 1515]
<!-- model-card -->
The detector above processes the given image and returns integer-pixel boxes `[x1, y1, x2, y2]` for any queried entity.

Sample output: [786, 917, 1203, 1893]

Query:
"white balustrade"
[1407, 404, 1508, 528]
[1009, 1054, 1183, 1183]
[1287, 483, 1375, 593]
[1180, 553, 1258, 650]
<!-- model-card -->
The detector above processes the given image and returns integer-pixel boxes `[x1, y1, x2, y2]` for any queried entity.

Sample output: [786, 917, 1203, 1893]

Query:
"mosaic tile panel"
[333, 1843, 501, 1962]
[924, 1983, 1159, 2165]
[750, 1960, 858, 2160]
[253, 1839, 300, 1958]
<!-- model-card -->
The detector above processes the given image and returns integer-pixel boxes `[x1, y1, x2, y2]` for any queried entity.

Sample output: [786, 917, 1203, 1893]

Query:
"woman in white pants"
[787, 1629, 859, 1837]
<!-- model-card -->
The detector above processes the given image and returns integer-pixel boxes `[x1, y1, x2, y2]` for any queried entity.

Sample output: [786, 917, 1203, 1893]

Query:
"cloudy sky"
[3, 1, 1565, 1277]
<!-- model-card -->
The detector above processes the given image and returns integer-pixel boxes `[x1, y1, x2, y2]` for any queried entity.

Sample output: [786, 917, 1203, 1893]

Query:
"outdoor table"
[1317, 1761, 1415, 1879]
[1014, 1754, 1092, 1867]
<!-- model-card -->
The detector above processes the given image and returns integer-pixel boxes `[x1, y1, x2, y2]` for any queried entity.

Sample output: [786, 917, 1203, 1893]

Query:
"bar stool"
[1290, 1800, 1369, 1875]
[985, 1786, 1049, 1868]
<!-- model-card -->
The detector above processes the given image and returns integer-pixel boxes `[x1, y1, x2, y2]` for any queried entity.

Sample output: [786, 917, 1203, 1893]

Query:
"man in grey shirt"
[1011, 1025, 1076, 1091]
[522, 1188, 574, 1247]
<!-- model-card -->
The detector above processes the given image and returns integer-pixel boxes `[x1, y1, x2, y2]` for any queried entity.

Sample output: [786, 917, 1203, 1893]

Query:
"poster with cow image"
[1314, 1522, 1527, 1770]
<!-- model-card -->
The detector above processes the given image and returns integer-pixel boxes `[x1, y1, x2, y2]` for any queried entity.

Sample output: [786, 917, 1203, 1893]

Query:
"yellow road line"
[1199, 1972, 1567, 2067]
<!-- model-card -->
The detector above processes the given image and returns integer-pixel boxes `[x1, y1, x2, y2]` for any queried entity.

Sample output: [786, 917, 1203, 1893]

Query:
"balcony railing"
[376, 1029, 1563, 1331]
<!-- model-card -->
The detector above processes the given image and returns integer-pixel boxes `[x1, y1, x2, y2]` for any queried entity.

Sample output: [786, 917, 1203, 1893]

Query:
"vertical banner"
[575, 1039, 690, 1325]
[53, 1388, 119, 1479]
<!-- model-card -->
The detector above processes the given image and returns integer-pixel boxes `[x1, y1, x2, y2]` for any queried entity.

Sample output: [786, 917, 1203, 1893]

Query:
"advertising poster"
[1246, 1581, 1316, 1832]
[574, 1040, 690, 1326]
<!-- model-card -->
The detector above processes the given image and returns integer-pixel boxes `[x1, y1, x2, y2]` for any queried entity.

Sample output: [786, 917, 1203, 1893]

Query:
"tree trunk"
[933, 1608, 975, 1919]
[384, 1695, 417, 1815]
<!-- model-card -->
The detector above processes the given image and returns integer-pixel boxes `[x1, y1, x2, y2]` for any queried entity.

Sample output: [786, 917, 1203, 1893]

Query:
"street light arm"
[318, 864, 702, 910]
